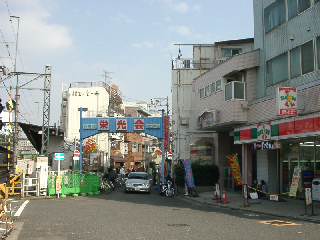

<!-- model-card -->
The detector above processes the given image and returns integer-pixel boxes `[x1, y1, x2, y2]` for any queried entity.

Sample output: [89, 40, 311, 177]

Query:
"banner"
[289, 166, 301, 197]
[183, 160, 195, 189]
[227, 154, 242, 186]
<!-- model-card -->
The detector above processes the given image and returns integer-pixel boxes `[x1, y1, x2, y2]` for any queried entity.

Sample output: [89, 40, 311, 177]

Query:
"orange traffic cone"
[222, 190, 229, 204]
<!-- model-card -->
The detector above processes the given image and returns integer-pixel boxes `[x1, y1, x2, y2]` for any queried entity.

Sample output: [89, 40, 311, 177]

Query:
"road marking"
[258, 220, 301, 227]
[14, 200, 29, 217]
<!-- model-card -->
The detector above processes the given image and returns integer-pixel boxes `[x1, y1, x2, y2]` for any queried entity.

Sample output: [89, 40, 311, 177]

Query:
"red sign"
[116, 119, 128, 131]
[99, 120, 109, 130]
[240, 129, 252, 141]
[134, 119, 144, 131]
[294, 118, 314, 134]
[73, 150, 80, 157]
[164, 116, 169, 149]
[279, 121, 295, 136]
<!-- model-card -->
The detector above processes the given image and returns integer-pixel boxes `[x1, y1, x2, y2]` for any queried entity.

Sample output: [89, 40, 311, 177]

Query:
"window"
[288, 0, 298, 19]
[225, 83, 232, 101]
[264, 0, 286, 32]
[317, 37, 320, 69]
[216, 80, 222, 91]
[221, 48, 242, 58]
[298, 0, 311, 13]
[205, 85, 210, 97]
[200, 88, 204, 98]
[301, 40, 314, 74]
[210, 82, 215, 94]
[266, 53, 289, 86]
[290, 46, 301, 78]
[224, 81, 245, 101]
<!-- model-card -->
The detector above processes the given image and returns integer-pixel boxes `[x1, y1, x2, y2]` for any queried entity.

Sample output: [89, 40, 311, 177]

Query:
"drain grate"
[259, 220, 301, 227]
[167, 223, 190, 227]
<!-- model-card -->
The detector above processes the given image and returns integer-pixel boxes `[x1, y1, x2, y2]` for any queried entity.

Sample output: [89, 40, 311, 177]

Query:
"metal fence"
[48, 172, 100, 196]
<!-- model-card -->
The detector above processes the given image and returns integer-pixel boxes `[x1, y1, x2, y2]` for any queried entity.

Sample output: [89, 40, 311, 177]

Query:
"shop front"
[234, 113, 320, 195]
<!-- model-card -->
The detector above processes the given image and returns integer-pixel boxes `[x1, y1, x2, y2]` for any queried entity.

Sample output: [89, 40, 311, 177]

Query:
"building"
[233, 0, 320, 194]
[185, 0, 320, 194]
[60, 82, 111, 170]
[171, 39, 254, 165]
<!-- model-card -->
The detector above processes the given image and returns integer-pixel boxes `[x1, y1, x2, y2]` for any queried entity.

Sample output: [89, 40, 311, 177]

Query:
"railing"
[225, 81, 246, 101]
[171, 58, 228, 70]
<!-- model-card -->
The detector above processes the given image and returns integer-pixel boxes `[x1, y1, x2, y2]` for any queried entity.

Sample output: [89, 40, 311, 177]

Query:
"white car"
[125, 172, 151, 193]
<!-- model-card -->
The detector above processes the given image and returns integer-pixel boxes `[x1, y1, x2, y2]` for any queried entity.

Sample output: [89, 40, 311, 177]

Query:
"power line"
[2, 0, 25, 71]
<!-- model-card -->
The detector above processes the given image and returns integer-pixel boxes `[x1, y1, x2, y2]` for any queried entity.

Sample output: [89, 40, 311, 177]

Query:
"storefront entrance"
[280, 137, 320, 193]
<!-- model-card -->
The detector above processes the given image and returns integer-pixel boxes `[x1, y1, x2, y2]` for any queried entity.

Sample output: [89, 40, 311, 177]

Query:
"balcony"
[172, 58, 226, 70]
[225, 81, 246, 101]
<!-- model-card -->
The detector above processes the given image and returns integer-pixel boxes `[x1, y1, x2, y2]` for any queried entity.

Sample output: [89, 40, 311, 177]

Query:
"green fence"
[48, 173, 100, 196]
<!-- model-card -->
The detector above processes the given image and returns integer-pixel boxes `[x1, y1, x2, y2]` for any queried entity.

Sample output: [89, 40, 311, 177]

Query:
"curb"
[178, 196, 320, 224]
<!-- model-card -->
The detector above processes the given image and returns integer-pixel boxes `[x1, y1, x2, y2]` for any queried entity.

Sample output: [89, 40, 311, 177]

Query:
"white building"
[60, 82, 110, 153]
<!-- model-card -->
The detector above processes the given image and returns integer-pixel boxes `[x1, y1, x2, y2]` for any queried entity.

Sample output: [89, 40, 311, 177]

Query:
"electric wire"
[2, 0, 25, 71]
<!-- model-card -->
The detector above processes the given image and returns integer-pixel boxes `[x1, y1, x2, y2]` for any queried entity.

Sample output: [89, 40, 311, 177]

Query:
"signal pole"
[10, 15, 20, 167]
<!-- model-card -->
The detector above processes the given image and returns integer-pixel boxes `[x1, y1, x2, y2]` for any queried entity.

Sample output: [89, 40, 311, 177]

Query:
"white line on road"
[14, 200, 29, 217]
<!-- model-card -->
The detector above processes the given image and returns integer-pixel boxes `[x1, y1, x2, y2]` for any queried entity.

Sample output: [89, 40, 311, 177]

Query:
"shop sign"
[276, 87, 297, 116]
[257, 123, 271, 141]
[289, 166, 301, 197]
[83, 124, 97, 130]
[133, 119, 144, 131]
[56, 175, 62, 194]
[98, 119, 109, 131]
[254, 141, 280, 150]
[305, 188, 312, 206]
[146, 123, 160, 129]
[116, 119, 128, 131]
[270, 194, 279, 201]
[227, 154, 242, 186]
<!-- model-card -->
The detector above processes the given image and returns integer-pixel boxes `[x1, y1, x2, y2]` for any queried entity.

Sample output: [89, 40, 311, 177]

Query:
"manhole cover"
[259, 220, 301, 227]
[167, 224, 190, 227]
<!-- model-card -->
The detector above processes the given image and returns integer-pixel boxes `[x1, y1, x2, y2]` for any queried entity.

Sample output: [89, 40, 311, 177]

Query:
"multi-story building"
[171, 39, 254, 163]
[188, 0, 320, 193]
[60, 82, 110, 170]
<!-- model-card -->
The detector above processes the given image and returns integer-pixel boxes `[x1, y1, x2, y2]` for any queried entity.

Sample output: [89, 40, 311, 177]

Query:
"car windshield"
[128, 173, 148, 180]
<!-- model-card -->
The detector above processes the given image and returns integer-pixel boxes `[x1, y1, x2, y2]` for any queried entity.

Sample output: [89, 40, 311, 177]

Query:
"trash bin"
[312, 178, 320, 201]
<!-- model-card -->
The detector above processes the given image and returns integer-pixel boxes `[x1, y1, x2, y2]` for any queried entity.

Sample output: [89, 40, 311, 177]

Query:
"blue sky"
[0, 0, 253, 124]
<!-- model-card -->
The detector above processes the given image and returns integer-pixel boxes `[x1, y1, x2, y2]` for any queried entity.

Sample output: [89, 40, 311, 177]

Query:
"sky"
[0, 0, 253, 125]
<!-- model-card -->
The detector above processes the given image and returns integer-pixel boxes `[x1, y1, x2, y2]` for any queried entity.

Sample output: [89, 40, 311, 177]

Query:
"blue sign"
[54, 153, 65, 161]
[80, 117, 164, 140]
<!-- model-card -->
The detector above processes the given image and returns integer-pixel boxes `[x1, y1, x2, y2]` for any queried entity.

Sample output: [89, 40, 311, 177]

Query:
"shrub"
[174, 161, 219, 187]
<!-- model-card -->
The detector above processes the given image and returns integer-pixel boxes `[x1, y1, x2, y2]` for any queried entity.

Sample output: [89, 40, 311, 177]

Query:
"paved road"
[8, 191, 320, 240]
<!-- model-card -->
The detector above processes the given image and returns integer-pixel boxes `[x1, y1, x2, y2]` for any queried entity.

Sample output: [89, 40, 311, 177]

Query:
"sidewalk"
[179, 191, 320, 223]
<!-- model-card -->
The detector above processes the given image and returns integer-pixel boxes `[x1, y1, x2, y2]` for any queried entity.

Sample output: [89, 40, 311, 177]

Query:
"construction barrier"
[48, 172, 100, 196]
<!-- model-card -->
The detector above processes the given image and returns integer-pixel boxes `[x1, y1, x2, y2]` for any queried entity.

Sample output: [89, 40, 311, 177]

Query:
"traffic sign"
[73, 150, 80, 157]
[54, 153, 65, 161]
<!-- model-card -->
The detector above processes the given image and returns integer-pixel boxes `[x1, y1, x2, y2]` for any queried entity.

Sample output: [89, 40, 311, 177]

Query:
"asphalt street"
[7, 190, 320, 240]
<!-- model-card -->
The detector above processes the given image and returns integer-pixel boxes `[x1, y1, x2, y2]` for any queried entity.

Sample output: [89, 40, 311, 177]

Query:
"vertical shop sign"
[289, 166, 301, 197]
[227, 154, 242, 186]
[164, 116, 169, 150]
[276, 87, 297, 116]
[183, 160, 195, 189]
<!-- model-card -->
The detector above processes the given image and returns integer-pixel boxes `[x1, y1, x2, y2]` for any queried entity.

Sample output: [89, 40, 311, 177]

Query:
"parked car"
[125, 172, 151, 193]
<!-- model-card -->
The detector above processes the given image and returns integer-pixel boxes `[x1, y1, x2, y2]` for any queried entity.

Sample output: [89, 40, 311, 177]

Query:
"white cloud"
[173, 25, 193, 36]
[0, 0, 73, 70]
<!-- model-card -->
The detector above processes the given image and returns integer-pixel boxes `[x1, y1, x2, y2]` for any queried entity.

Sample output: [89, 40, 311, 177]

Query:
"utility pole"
[11, 15, 20, 167]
